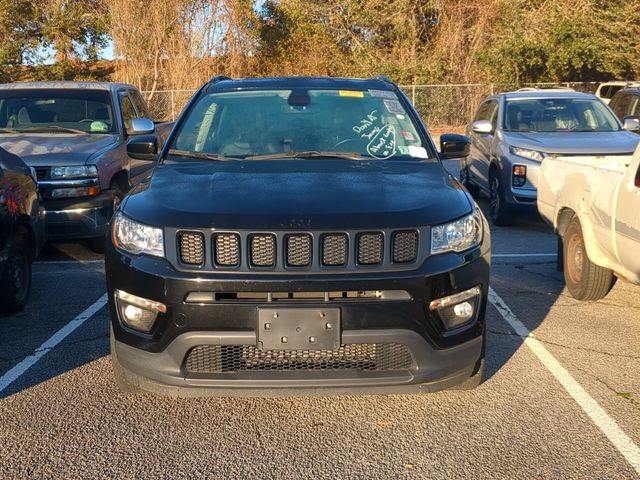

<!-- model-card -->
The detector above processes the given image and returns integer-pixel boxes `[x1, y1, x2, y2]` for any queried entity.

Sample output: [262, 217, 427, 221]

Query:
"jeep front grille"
[250, 234, 276, 267]
[178, 231, 204, 265]
[185, 343, 415, 373]
[214, 233, 240, 267]
[175, 228, 423, 273]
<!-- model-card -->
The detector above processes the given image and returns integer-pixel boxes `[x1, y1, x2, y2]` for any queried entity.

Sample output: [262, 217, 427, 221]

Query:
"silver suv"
[461, 89, 640, 225]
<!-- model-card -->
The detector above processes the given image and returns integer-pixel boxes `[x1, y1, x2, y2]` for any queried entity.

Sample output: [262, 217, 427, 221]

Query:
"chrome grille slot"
[250, 234, 276, 267]
[286, 234, 311, 267]
[213, 233, 240, 267]
[178, 231, 205, 265]
[322, 234, 348, 266]
[357, 232, 384, 265]
[392, 230, 418, 263]
[185, 344, 415, 373]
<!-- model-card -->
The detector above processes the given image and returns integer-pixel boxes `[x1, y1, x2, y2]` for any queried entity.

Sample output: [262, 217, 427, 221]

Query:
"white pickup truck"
[538, 143, 640, 300]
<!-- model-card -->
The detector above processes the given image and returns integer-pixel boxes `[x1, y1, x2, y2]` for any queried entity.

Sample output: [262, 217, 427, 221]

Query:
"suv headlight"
[50, 165, 98, 179]
[431, 210, 482, 254]
[510, 147, 546, 162]
[112, 212, 164, 257]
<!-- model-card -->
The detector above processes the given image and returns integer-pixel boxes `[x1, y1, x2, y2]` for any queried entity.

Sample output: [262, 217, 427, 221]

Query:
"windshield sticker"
[408, 145, 428, 159]
[368, 89, 397, 99]
[383, 99, 405, 115]
[339, 90, 365, 98]
[401, 130, 415, 141]
[353, 110, 382, 140]
[367, 124, 396, 159]
[397, 146, 410, 155]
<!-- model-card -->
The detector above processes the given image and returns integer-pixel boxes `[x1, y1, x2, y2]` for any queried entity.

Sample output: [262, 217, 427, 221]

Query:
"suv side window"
[629, 95, 640, 117]
[611, 93, 633, 118]
[473, 100, 498, 130]
[119, 93, 137, 130]
[129, 90, 151, 120]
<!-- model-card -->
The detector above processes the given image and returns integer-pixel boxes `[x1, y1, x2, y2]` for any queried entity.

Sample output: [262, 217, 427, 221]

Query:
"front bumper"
[43, 191, 115, 240]
[106, 237, 490, 395]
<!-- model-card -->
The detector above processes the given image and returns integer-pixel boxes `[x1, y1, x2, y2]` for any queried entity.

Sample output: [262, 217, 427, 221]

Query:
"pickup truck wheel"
[489, 175, 514, 226]
[460, 166, 480, 197]
[0, 237, 31, 313]
[563, 217, 616, 300]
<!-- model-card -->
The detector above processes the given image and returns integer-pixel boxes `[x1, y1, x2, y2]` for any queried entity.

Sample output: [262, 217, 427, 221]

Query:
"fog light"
[512, 165, 527, 187]
[115, 289, 166, 333]
[429, 286, 481, 331]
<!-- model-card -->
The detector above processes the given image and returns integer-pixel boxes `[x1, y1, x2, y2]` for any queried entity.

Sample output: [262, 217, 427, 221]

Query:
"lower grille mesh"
[185, 344, 414, 373]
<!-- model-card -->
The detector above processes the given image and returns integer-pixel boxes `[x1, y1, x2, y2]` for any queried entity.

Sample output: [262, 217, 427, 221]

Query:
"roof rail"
[515, 87, 575, 92]
[209, 75, 232, 84]
[373, 75, 393, 84]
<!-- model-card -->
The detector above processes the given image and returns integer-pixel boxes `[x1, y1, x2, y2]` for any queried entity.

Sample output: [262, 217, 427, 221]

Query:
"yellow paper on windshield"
[339, 90, 364, 98]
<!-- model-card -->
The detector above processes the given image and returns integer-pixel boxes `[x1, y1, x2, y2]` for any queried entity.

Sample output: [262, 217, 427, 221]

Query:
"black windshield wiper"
[0, 128, 18, 134]
[245, 151, 369, 161]
[16, 125, 87, 134]
[167, 149, 240, 161]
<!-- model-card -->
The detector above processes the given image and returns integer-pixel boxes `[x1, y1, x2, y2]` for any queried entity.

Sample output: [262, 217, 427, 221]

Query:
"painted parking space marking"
[488, 286, 640, 475]
[0, 294, 108, 395]
[492, 253, 556, 258]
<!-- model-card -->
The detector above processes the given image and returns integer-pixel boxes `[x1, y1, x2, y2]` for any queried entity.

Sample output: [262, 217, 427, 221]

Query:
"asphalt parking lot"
[1, 161, 639, 479]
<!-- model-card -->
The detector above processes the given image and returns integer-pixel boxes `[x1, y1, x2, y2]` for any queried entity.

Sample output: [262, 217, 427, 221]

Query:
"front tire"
[0, 237, 32, 313]
[489, 174, 514, 226]
[563, 217, 615, 300]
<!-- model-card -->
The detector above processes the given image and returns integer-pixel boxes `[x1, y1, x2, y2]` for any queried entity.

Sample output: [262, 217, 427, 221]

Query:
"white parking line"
[488, 287, 640, 475]
[0, 294, 108, 395]
[34, 260, 104, 265]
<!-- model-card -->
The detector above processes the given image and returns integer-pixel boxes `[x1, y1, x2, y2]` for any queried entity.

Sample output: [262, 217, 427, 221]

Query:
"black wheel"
[88, 179, 127, 254]
[460, 165, 480, 197]
[0, 237, 31, 313]
[489, 173, 514, 226]
[563, 217, 616, 300]
[110, 326, 141, 394]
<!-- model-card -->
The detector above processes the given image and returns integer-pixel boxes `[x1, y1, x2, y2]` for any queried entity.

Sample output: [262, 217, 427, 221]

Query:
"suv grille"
[214, 234, 240, 267]
[175, 228, 421, 272]
[35, 167, 48, 180]
[286, 234, 312, 267]
[393, 231, 418, 263]
[185, 344, 415, 373]
[250, 234, 276, 267]
[358, 232, 384, 265]
[178, 232, 204, 265]
[322, 234, 348, 266]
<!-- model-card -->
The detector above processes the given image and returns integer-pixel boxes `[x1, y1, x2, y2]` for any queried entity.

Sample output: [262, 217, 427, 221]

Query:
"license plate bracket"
[257, 307, 341, 351]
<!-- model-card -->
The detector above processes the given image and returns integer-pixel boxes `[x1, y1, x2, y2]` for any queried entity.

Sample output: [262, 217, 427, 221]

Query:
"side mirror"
[440, 134, 471, 160]
[126, 117, 155, 136]
[623, 116, 640, 132]
[471, 120, 493, 134]
[127, 135, 157, 161]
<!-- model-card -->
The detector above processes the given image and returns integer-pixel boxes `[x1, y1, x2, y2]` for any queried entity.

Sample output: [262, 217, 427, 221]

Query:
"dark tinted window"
[0, 89, 115, 134]
[611, 93, 633, 118]
[628, 95, 640, 117]
[119, 94, 137, 130]
[474, 100, 497, 123]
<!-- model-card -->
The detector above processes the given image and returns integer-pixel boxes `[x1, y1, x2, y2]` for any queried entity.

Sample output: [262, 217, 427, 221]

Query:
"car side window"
[629, 95, 640, 117]
[119, 93, 137, 130]
[487, 102, 499, 129]
[129, 90, 151, 120]
[474, 101, 492, 122]
[612, 93, 632, 118]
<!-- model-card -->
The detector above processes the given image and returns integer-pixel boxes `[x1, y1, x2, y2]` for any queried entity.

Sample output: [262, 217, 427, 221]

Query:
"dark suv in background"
[609, 86, 640, 132]
[0, 147, 44, 312]
[106, 75, 491, 396]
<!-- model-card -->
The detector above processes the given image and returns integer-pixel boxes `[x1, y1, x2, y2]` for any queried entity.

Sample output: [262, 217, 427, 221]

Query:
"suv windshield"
[503, 98, 620, 132]
[0, 89, 116, 134]
[168, 88, 433, 161]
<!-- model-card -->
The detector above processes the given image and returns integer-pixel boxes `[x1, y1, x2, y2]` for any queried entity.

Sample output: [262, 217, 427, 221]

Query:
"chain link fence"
[142, 82, 599, 130]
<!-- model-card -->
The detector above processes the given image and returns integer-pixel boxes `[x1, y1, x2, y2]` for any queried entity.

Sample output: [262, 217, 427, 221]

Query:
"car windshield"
[167, 88, 433, 161]
[0, 89, 116, 134]
[503, 98, 621, 132]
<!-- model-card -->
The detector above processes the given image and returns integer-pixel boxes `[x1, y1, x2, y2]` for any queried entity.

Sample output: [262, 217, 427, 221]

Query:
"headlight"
[112, 212, 164, 257]
[431, 210, 482, 254]
[50, 165, 98, 179]
[510, 147, 546, 162]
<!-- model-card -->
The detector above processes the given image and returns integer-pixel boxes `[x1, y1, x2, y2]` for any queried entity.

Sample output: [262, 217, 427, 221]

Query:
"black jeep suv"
[0, 147, 45, 312]
[105, 76, 491, 396]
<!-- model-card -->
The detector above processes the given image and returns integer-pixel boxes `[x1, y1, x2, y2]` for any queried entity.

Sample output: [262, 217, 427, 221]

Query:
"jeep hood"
[0, 133, 118, 167]
[124, 160, 473, 230]
[503, 130, 639, 155]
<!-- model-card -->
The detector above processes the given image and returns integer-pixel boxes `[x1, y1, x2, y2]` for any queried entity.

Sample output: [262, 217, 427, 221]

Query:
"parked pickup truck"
[0, 81, 172, 252]
[538, 143, 640, 300]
